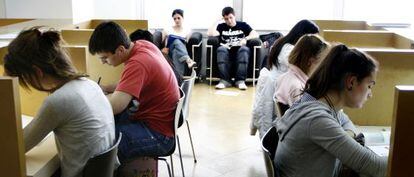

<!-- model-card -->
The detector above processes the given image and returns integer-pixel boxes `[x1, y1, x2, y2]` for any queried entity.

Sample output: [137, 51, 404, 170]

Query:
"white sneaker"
[236, 81, 247, 90]
[215, 81, 231, 89]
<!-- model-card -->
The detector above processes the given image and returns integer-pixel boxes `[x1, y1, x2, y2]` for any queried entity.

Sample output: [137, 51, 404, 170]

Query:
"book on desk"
[358, 127, 391, 157]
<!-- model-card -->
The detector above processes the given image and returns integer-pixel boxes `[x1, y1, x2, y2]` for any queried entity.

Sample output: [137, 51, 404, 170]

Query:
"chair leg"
[186, 120, 197, 163]
[170, 155, 174, 177]
[177, 136, 185, 177]
[157, 157, 172, 177]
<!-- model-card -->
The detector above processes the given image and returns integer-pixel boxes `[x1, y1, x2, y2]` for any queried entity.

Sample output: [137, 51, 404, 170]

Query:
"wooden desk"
[23, 115, 59, 177]
[0, 19, 33, 27]
[322, 30, 413, 49]
[313, 20, 382, 30]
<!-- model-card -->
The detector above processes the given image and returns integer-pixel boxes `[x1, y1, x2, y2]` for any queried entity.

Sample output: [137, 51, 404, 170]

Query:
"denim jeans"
[169, 39, 190, 76]
[114, 110, 175, 163]
[217, 45, 250, 83]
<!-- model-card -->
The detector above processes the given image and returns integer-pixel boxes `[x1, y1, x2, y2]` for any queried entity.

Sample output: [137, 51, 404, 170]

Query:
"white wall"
[5, 0, 72, 19]
[93, 0, 141, 19]
[72, 0, 93, 24]
[0, 0, 5, 18]
[144, 0, 233, 29]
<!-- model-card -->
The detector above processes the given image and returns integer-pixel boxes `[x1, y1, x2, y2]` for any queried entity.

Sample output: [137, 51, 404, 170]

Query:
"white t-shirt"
[24, 78, 115, 177]
[276, 43, 294, 73]
[165, 25, 192, 39]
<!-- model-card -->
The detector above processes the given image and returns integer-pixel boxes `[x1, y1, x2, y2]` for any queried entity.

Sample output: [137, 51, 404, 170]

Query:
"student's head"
[304, 44, 378, 108]
[89, 21, 131, 67]
[268, 19, 320, 69]
[288, 34, 329, 75]
[129, 29, 154, 43]
[222, 6, 236, 27]
[3, 27, 86, 92]
[172, 9, 184, 27]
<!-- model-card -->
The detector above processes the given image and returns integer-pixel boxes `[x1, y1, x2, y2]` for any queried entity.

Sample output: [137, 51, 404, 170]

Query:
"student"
[274, 34, 328, 106]
[3, 27, 115, 177]
[274, 44, 387, 177]
[129, 29, 183, 86]
[268, 19, 320, 73]
[207, 6, 259, 90]
[250, 20, 319, 137]
[129, 29, 154, 42]
[162, 9, 196, 76]
[88, 21, 180, 164]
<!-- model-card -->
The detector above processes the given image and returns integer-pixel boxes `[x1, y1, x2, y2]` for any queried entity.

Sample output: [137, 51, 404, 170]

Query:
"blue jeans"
[114, 110, 175, 163]
[217, 45, 250, 83]
[169, 39, 190, 76]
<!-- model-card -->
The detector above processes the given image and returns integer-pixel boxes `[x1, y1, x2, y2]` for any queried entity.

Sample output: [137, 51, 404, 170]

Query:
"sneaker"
[236, 81, 247, 90]
[215, 80, 231, 89]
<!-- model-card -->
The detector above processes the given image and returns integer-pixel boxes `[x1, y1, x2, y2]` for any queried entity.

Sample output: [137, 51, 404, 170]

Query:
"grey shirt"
[24, 78, 115, 177]
[274, 93, 387, 177]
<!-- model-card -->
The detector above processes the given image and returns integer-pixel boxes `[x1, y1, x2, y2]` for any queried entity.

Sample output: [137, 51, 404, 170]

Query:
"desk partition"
[0, 77, 25, 177]
[313, 20, 381, 30]
[74, 19, 148, 34]
[344, 49, 414, 126]
[387, 85, 414, 176]
[0, 18, 33, 27]
[322, 30, 413, 49]
[1, 45, 89, 117]
[61, 19, 148, 85]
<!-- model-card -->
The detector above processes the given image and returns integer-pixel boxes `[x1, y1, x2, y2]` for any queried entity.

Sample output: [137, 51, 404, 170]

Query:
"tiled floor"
[158, 83, 267, 177]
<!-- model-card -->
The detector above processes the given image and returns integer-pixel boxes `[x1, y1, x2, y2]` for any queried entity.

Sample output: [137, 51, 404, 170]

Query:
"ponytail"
[304, 44, 378, 99]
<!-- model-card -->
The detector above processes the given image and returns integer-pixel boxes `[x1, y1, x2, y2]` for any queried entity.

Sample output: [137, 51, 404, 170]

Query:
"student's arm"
[309, 116, 387, 177]
[107, 91, 133, 115]
[207, 18, 221, 36]
[240, 24, 259, 46]
[338, 111, 357, 137]
[245, 29, 259, 40]
[161, 29, 169, 55]
[100, 83, 118, 94]
[24, 99, 60, 152]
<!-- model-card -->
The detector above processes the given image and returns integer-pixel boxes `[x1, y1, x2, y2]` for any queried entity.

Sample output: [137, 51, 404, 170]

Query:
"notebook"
[166, 34, 186, 48]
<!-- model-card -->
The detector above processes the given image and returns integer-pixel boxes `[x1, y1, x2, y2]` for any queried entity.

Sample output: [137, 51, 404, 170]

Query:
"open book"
[357, 126, 391, 157]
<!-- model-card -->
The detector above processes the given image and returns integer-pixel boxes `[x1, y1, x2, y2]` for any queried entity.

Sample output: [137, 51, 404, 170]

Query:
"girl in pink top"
[275, 34, 329, 106]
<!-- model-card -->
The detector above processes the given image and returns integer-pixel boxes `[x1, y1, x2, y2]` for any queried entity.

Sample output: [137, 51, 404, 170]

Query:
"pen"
[97, 77, 101, 85]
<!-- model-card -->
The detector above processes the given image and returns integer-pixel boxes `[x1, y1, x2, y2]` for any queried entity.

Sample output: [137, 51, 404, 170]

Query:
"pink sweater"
[274, 64, 308, 106]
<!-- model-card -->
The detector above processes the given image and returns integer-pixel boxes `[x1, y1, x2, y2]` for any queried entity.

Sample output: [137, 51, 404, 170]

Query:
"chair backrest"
[155, 89, 185, 157]
[180, 69, 196, 121]
[273, 96, 289, 118]
[174, 89, 186, 135]
[83, 132, 122, 177]
[261, 127, 279, 177]
[152, 30, 164, 49]
[277, 102, 289, 117]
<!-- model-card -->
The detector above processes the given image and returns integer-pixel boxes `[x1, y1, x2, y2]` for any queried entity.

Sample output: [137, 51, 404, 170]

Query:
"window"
[343, 0, 412, 24]
[243, 0, 335, 30]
